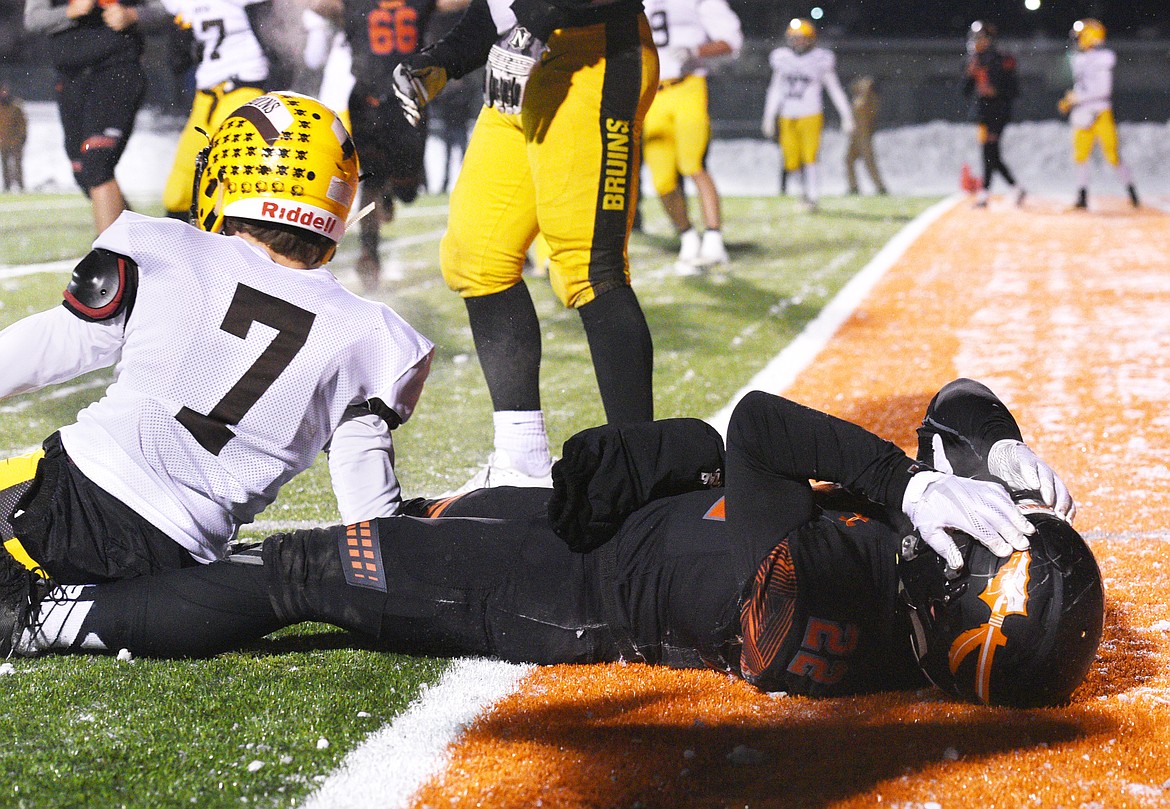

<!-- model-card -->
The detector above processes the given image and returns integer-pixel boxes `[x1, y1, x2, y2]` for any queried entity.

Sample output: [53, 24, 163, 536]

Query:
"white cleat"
[673, 228, 703, 275]
[698, 230, 728, 267]
[442, 450, 553, 497]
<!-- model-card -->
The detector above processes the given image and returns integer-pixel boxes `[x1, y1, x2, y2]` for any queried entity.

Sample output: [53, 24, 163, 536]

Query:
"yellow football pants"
[441, 15, 658, 309]
[642, 74, 710, 196]
[163, 82, 265, 217]
[778, 113, 825, 171]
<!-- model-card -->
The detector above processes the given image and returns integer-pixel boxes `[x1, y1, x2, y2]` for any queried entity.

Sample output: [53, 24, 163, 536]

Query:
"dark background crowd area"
[1, 0, 1167, 137]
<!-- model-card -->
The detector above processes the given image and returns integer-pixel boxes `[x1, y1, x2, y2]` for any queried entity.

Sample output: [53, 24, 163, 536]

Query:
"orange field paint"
[411, 198, 1170, 809]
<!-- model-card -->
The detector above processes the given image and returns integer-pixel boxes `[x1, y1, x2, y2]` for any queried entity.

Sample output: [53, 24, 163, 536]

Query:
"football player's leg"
[1095, 110, 1138, 204]
[442, 107, 548, 481]
[0, 450, 45, 573]
[1071, 123, 1094, 207]
[674, 77, 724, 263]
[162, 91, 215, 219]
[642, 87, 686, 224]
[797, 114, 823, 207]
[264, 517, 613, 664]
[532, 17, 656, 425]
[21, 555, 281, 658]
[80, 62, 145, 233]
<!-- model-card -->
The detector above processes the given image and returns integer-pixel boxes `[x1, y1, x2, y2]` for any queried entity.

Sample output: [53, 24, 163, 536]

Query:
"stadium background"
[0, 0, 1167, 136]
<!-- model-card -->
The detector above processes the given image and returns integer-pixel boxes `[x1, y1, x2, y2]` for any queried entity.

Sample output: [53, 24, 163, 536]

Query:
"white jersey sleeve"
[170, 0, 270, 89]
[58, 212, 434, 562]
[0, 305, 124, 399]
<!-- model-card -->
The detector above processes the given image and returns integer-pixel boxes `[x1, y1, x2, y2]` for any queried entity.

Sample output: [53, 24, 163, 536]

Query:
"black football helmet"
[898, 504, 1104, 708]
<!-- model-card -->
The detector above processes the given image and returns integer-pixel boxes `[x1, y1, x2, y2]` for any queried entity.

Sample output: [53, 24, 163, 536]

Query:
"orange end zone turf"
[413, 198, 1170, 808]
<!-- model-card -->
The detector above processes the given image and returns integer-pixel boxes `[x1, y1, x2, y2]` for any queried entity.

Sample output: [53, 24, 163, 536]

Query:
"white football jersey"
[164, 0, 269, 89]
[1069, 47, 1115, 129]
[763, 45, 843, 120]
[643, 0, 743, 81]
[14, 213, 432, 562]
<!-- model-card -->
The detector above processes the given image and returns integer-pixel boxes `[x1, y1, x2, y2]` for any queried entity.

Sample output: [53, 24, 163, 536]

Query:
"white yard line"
[299, 658, 532, 809]
[294, 195, 961, 809]
[0, 258, 77, 278]
[705, 194, 961, 437]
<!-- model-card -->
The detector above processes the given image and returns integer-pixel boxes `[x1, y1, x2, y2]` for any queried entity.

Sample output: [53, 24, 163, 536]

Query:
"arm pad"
[62, 248, 138, 322]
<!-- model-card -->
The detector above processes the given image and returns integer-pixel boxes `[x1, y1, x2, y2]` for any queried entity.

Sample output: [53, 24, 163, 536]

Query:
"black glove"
[392, 55, 449, 128]
[483, 24, 548, 114]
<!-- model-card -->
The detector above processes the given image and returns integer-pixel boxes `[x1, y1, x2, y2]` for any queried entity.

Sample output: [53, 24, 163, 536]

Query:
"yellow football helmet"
[786, 18, 817, 53]
[1070, 18, 1105, 50]
[194, 92, 359, 244]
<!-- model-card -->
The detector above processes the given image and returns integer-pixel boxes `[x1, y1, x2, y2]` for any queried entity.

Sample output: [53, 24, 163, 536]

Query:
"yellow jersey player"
[1060, 18, 1139, 210]
[641, 0, 741, 273]
[160, 0, 289, 221]
[392, 0, 658, 492]
[761, 18, 852, 212]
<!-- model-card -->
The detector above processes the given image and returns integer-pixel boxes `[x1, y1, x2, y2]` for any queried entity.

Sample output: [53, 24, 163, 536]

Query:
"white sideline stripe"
[705, 194, 962, 437]
[300, 658, 533, 809]
[0, 259, 76, 278]
[294, 195, 961, 809]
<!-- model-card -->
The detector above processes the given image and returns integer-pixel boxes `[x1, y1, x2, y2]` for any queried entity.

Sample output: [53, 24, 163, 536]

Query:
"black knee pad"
[262, 523, 388, 636]
[75, 135, 121, 191]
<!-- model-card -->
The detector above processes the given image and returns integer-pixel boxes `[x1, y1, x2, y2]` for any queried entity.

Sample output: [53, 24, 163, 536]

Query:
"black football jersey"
[344, 0, 438, 86]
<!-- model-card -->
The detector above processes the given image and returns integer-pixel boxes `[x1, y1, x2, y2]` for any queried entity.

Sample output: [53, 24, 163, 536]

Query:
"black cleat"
[1128, 184, 1140, 208]
[1073, 188, 1088, 210]
[0, 552, 50, 658]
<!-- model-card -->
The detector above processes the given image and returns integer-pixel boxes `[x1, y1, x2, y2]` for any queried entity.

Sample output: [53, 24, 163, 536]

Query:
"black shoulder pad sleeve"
[62, 248, 139, 322]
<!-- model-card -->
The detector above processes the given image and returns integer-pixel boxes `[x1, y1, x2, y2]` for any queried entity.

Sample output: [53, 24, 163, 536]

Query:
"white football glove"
[988, 439, 1076, 523]
[484, 24, 548, 115]
[903, 471, 1034, 574]
[391, 59, 448, 128]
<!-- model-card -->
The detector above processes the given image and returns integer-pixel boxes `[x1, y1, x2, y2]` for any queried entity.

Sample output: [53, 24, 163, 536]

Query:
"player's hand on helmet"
[988, 439, 1076, 523]
[391, 57, 448, 128]
[484, 24, 548, 114]
[903, 471, 1034, 574]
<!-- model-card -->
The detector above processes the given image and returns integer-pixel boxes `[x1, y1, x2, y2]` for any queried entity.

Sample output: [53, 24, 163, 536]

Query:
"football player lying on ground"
[2, 379, 1104, 708]
[0, 92, 433, 585]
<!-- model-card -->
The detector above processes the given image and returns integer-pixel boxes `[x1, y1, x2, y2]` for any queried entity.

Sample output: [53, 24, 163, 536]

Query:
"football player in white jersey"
[161, 0, 289, 220]
[642, 0, 742, 272]
[0, 93, 434, 585]
[761, 18, 853, 212]
[1059, 18, 1139, 210]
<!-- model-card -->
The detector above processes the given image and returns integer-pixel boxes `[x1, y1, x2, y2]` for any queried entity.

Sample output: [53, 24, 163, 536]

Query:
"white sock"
[803, 164, 819, 204]
[492, 410, 552, 477]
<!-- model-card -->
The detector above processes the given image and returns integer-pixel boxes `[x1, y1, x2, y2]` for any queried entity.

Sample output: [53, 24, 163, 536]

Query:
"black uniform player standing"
[964, 21, 1025, 208]
[23, 0, 169, 234]
[4, 380, 1102, 708]
[310, 0, 458, 293]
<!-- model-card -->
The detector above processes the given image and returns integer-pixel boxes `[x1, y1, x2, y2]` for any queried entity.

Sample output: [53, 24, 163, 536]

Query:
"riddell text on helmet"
[260, 201, 339, 236]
